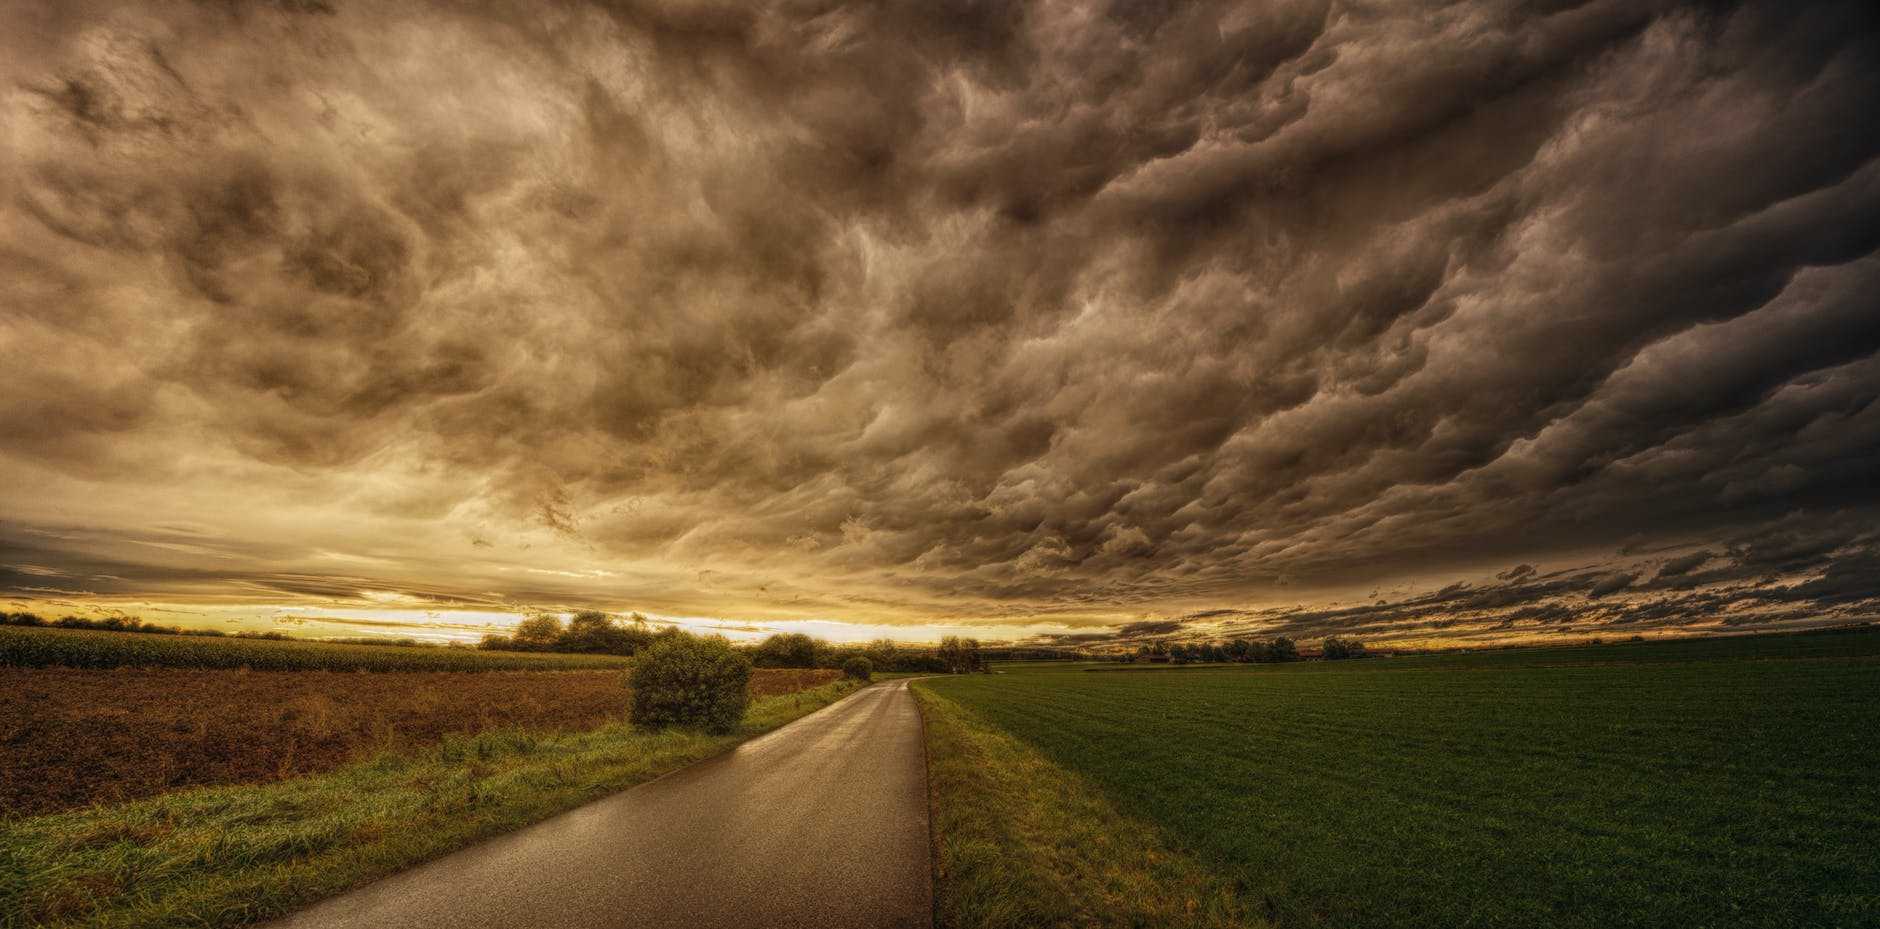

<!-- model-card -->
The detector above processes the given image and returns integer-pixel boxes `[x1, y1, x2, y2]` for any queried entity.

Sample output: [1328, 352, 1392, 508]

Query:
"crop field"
[918, 631, 1880, 928]
[2, 666, 842, 816]
[0, 626, 639, 672]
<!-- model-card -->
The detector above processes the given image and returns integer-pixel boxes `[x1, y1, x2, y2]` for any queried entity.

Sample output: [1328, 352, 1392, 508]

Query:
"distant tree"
[555, 610, 654, 655]
[628, 633, 752, 733]
[1225, 639, 1251, 662]
[477, 633, 515, 651]
[1266, 637, 1300, 663]
[751, 633, 821, 668]
[558, 610, 612, 650]
[1322, 637, 1365, 660]
[842, 656, 873, 681]
[938, 636, 985, 673]
[511, 615, 565, 651]
[938, 636, 962, 672]
[864, 638, 898, 668]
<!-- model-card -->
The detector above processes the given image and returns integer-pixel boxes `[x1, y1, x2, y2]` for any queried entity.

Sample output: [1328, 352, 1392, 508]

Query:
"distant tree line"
[477, 610, 661, 655]
[6, 610, 1022, 673]
[1124, 635, 1366, 664]
[745, 631, 980, 674]
[476, 615, 986, 673]
[0, 612, 296, 641]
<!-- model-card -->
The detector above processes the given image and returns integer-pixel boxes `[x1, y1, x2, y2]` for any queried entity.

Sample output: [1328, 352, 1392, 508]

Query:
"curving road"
[265, 679, 932, 929]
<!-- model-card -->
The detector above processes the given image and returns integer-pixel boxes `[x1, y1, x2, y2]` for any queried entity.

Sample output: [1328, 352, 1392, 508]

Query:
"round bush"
[627, 634, 752, 733]
[842, 656, 873, 681]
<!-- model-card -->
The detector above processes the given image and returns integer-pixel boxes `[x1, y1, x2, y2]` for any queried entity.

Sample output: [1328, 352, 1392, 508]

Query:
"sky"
[2, 0, 1877, 649]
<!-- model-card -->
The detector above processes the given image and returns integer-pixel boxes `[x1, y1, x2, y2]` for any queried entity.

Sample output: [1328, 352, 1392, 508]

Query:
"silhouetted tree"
[938, 636, 984, 673]
[864, 638, 898, 668]
[752, 632, 820, 668]
[1266, 636, 1300, 662]
[511, 615, 565, 651]
[1322, 636, 1365, 660]
[556, 611, 655, 655]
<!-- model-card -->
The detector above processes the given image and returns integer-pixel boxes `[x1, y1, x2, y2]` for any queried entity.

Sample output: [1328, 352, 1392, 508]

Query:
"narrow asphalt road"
[266, 679, 932, 929]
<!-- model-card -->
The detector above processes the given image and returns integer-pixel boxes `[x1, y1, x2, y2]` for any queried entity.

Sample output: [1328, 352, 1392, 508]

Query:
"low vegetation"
[0, 679, 866, 929]
[919, 630, 1880, 928]
[916, 687, 1250, 929]
[1, 666, 843, 817]
[0, 626, 635, 672]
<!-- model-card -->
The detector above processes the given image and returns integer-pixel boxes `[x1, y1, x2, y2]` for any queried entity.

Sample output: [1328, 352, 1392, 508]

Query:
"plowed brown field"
[0, 667, 842, 816]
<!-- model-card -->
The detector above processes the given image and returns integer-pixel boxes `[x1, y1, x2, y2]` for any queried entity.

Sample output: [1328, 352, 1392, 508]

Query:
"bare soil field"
[0, 667, 842, 816]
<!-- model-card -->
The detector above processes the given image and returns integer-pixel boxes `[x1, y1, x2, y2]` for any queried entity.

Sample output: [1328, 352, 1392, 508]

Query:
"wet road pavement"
[265, 679, 932, 929]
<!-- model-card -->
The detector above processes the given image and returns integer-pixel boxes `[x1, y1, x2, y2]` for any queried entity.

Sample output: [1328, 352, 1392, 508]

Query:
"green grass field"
[0, 626, 636, 672]
[919, 630, 1880, 928]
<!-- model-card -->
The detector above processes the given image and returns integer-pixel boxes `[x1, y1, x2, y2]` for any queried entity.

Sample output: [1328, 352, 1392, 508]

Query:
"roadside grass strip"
[0, 680, 863, 929]
[915, 685, 1259, 929]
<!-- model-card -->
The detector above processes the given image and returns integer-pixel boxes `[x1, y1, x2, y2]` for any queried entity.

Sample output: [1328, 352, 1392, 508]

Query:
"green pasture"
[920, 629, 1880, 928]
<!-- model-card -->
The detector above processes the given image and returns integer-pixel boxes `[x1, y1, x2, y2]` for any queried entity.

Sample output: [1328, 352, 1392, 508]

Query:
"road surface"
[266, 679, 932, 929]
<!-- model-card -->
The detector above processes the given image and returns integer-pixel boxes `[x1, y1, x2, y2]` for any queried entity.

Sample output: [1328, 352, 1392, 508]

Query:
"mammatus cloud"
[1, 0, 1876, 643]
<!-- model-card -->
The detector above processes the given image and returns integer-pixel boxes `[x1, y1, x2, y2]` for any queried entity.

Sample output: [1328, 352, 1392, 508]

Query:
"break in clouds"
[2, 0, 1877, 644]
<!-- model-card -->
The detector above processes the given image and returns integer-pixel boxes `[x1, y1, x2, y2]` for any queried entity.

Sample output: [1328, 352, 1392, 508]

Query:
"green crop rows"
[0, 626, 635, 672]
[923, 631, 1880, 928]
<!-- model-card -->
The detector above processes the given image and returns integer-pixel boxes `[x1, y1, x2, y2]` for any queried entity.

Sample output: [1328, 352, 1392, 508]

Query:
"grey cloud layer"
[1, 0, 1877, 637]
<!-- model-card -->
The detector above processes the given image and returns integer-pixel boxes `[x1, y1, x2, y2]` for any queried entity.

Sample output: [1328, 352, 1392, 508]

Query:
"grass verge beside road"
[914, 685, 1255, 929]
[0, 679, 864, 929]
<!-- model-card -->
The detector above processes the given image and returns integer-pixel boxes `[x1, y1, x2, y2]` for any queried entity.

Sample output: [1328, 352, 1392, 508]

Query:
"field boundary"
[0, 625, 639, 672]
[913, 681, 1258, 929]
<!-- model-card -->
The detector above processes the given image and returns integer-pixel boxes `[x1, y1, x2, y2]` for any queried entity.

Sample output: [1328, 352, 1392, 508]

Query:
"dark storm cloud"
[1, 0, 1877, 638]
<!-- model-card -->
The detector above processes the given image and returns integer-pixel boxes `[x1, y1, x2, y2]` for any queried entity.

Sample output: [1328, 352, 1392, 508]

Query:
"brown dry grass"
[1, 666, 844, 817]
